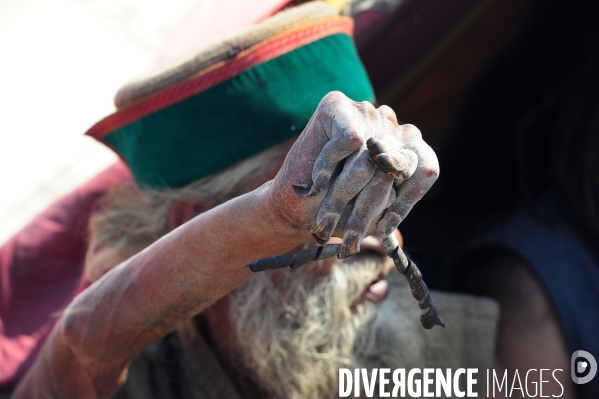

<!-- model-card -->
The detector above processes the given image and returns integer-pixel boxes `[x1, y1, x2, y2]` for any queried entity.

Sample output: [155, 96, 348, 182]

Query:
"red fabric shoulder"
[0, 161, 131, 390]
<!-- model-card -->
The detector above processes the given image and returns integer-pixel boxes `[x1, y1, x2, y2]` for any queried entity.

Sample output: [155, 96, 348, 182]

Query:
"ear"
[168, 199, 211, 230]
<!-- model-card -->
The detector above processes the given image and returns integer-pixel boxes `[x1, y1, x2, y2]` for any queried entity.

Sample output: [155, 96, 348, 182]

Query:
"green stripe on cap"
[103, 33, 374, 189]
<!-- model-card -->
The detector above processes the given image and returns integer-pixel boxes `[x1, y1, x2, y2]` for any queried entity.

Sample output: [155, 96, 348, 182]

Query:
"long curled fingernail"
[292, 183, 312, 197]
[306, 171, 331, 196]
[377, 212, 402, 250]
[366, 137, 386, 156]
[339, 230, 362, 259]
[245, 244, 342, 272]
[371, 153, 410, 179]
[421, 306, 446, 329]
[311, 213, 339, 244]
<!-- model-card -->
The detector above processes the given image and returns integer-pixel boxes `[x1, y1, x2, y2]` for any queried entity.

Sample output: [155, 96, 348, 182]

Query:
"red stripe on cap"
[86, 17, 353, 140]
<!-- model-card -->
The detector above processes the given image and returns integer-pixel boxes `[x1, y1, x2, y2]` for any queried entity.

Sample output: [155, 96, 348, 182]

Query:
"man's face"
[222, 231, 422, 399]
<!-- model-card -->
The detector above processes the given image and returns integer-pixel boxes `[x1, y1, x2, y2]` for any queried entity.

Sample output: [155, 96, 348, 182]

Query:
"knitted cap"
[86, 2, 374, 189]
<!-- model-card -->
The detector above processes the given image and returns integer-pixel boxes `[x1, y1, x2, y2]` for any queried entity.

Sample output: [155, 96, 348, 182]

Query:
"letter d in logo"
[571, 350, 597, 385]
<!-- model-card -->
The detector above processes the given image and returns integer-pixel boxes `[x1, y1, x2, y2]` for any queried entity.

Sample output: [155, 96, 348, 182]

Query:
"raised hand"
[268, 91, 439, 255]
[259, 91, 444, 329]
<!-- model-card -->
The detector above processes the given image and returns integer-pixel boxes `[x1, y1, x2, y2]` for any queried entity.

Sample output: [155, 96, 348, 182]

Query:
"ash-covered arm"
[12, 186, 301, 398]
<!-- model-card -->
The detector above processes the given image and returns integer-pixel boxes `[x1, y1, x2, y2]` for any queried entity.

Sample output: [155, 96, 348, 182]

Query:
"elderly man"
[11, 2, 497, 398]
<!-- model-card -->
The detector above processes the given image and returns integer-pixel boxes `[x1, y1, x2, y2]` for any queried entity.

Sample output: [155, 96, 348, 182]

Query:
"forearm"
[13, 182, 300, 398]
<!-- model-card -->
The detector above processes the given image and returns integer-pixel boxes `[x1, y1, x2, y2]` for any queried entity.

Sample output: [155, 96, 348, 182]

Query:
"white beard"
[226, 256, 428, 399]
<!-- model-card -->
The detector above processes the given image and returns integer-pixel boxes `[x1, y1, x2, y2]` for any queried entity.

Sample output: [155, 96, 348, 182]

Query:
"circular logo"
[571, 350, 597, 385]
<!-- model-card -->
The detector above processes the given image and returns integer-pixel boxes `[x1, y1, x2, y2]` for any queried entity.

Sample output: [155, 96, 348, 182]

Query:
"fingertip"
[306, 170, 331, 196]
[311, 213, 340, 245]
[339, 230, 362, 259]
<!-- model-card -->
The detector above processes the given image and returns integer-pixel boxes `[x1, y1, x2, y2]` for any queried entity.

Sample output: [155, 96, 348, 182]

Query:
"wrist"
[260, 180, 313, 245]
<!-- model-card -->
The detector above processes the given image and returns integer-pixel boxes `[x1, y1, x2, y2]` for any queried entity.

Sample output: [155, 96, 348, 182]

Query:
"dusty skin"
[13, 91, 439, 398]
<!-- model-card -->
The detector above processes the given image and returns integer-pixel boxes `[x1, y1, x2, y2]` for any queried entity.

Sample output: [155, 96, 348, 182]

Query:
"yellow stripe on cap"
[324, 0, 347, 12]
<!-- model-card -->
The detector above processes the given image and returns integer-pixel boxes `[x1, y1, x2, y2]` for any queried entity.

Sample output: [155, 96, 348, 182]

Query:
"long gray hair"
[86, 141, 293, 281]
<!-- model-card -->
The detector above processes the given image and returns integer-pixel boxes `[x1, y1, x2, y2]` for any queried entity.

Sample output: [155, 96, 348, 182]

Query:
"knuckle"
[400, 123, 422, 140]
[359, 100, 377, 115]
[423, 165, 440, 181]
[378, 105, 398, 122]
[322, 90, 346, 105]
[344, 129, 364, 147]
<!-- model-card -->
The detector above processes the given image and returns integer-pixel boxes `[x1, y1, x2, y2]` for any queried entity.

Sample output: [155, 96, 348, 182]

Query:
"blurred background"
[0, 0, 195, 244]
[2, 1, 598, 396]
